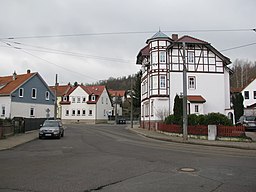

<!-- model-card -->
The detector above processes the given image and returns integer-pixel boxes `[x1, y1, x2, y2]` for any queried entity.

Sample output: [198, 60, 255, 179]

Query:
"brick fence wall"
[141, 121, 245, 137]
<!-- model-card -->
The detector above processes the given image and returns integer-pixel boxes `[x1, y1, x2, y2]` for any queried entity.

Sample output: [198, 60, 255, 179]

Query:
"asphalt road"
[0, 124, 255, 192]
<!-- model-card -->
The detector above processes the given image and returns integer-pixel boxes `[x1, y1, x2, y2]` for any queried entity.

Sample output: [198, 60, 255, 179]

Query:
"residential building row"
[0, 70, 127, 124]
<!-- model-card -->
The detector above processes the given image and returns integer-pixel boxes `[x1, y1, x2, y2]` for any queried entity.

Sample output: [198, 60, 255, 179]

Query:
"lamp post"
[182, 42, 188, 141]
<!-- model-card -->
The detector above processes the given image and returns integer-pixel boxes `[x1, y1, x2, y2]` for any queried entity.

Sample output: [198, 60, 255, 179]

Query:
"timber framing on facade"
[136, 31, 234, 129]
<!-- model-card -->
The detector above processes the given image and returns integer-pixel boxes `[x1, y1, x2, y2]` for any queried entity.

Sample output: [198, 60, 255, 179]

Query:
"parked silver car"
[39, 120, 64, 139]
[236, 116, 256, 131]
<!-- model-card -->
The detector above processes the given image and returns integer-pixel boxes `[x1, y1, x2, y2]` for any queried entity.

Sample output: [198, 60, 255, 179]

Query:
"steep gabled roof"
[108, 90, 126, 97]
[49, 85, 72, 97]
[81, 85, 105, 96]
[231, 77, 256, 93]
[175, 35, 209, 44]
[0, 72, 36, 95]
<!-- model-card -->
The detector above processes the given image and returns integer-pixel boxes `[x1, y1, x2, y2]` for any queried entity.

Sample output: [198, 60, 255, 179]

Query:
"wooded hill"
[87, 59, 256, 91]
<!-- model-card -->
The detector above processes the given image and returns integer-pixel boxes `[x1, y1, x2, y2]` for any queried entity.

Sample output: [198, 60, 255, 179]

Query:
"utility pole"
[130, 78, 134, 128]
[115, 92, 118, 124]
[54, 74, 58, 120]
[182, 42, 188, 141]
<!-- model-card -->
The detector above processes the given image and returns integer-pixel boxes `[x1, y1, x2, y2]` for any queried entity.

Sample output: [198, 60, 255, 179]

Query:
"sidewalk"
[128, 126, 256, 150]
[0, 131, 38, 151]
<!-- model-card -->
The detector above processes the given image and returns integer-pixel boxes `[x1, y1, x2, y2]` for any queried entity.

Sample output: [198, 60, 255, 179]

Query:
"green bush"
[165, 113, 232, 126]
[205, 113, 232, 126]
[165, 115, 182, 125]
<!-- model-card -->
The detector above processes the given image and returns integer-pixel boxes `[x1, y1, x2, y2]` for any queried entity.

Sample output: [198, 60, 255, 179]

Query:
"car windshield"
[245, 116, 256, 121]
[43, 121, 59, 127]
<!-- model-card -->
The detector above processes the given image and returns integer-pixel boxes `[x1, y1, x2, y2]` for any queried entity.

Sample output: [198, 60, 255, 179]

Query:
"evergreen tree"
[133, 71, 141, 108]
[232, 93, 244, 122]
[173, 94, 183, 124]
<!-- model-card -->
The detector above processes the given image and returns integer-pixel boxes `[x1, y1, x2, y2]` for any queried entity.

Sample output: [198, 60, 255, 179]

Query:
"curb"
[128, 128, 256, 150]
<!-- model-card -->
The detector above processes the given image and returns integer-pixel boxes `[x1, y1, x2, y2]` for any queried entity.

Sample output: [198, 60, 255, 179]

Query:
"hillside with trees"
[230, 59, 256, 89]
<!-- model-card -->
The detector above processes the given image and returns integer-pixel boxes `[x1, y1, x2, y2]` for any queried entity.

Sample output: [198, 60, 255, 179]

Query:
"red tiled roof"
[176, 35, 209, 44]
[0, 72, 36, 95]
[187, 95, 206, 103]
[108, 90, 126, 97]
[81, 85, 105, 96]
[49, 85, 72, 97]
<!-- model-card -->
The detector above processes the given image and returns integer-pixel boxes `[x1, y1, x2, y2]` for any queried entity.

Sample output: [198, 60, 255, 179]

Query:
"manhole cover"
[178, 167, 196, 172]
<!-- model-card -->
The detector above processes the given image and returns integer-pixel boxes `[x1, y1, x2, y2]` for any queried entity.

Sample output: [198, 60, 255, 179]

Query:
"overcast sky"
[0, 0, 255, 85]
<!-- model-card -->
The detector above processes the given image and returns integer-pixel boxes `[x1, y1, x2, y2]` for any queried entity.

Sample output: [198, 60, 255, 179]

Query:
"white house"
[241, 78, 256, 108]
[108, 90, 126, 116]
[136, 31, 233, 129]
[60, 85, 113, 124]
[0, 70, 55, 119]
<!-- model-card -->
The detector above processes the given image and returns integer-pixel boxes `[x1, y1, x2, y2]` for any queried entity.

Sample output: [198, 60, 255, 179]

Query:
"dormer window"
[91, 95, 96, 101]
[19, 88, 24, 97]
[63, 96, 67, 102]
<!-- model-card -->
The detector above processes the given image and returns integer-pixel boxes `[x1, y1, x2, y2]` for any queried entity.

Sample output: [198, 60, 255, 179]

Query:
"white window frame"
[89, 110, 93, 116]
[159, 51, 166, 63]
[77, 97, 81, 103]
[45, 91, 50, 100]
[188, 76, 196, 89]
[82, 97, 86, 103]
[160, 75, 166, 89]
[82, 109, 86, 116]
[77, 109, 81, 116]
[151, 52, 158, 64]
[188, 51, 195, 63]
[1, 106, 5, 117]
[244, 91, 249, 100]
[63, 96, 67, 102]
[72, 109, 75, 116]
[195, 105, 199, 113]
[72, 97, 76, 103]
[31, 88, 37, 99]
[30, 107, 35, 117]
[65, 109, 69, 116]
[91, 95, 96, 101]
[19, 88, 24, 97]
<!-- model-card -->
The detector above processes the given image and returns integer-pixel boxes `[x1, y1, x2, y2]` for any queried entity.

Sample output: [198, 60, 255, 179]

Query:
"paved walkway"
[128, 126, 256, 150]
[0, 131, 38, 151]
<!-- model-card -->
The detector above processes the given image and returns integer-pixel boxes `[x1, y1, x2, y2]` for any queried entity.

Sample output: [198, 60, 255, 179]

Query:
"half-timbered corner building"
[136, 31, 234, 129]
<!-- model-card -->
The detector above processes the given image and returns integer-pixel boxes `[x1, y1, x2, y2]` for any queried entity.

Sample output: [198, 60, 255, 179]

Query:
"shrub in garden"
[165, 113, 232, 126]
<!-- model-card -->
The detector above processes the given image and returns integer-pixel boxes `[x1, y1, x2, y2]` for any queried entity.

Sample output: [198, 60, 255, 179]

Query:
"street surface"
[0, 124, 256, 192]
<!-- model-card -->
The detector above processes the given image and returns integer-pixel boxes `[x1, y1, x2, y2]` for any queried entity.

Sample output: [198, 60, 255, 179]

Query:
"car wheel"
[39, 135, 42, 139]
[61, 131, 64, 137]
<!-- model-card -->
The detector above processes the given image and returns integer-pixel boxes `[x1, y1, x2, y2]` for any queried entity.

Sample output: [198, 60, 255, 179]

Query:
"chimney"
[27, 69, 31, 74]
[12, 71, 17, 80]
[172, 34, 178, 41]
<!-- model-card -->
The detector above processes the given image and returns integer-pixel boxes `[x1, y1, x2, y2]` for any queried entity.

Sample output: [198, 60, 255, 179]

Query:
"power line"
[0, 28, 254, 40]
[0, 40, 99, 81]
[221, 42, 256, 52]
[2, 40, 133, 63]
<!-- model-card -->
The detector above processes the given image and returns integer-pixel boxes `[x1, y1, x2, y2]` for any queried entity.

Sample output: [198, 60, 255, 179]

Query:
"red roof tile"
[0, 73, 36, 95]
[108, 90, 126, 97]
[187, 95, 206, 103]
[176, 35, 209, 44]
[49, 85, 72, 97]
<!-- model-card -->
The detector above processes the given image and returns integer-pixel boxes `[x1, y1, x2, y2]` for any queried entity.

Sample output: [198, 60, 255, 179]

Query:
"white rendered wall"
[11, 102, 54, 118]
[0, 96, 11, 118]
[243, 79, 256, 108]
[169, 72, 227, 115]
[96, 88, 113, 120]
